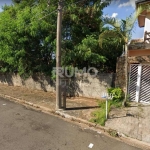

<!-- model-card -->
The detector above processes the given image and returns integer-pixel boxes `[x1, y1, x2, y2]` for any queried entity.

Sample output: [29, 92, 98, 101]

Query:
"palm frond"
[102, 16, 121, 29]
[126, 6, 143, 33]
[99, 30, 123, 47]
[99, 5, 147, 47]
[101, 16, 125, 39]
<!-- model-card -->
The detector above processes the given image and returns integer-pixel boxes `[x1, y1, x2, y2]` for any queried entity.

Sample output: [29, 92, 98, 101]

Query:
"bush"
[107, 87, 124, 102]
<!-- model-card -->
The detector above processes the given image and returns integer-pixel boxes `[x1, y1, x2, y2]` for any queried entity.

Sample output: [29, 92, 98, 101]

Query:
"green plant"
[90, 88, 124, 126]
[99, 6, 144, 106]
[90, 109, 106, 126]
[124, 94, 131, 107]
[51, 69, 56, 80]
[108, 87, 124, 102]
[90, 100, 111, 126]
[108, 129, 119, 137]
[110, 100, 122, 108]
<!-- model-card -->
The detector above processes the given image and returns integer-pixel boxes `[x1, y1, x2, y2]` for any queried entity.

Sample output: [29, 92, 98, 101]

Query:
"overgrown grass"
[90, 100, 122, 126]
[90, 87, 124, 126]
[90, 100, 109, 126]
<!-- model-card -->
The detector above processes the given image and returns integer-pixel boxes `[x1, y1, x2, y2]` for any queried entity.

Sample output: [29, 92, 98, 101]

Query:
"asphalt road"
[0, 97, 141, 150]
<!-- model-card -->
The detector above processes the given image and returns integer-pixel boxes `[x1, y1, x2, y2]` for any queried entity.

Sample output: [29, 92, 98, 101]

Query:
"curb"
[0, 93, 109, 132]
[0, 93, 150, 150]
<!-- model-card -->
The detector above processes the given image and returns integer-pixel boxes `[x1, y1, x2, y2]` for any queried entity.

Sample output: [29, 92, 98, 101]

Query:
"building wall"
[128, 55, 150, 63]
[144, 12, 150, 41]
[115, 55, 150, 97]
[128, 49, 150, 57]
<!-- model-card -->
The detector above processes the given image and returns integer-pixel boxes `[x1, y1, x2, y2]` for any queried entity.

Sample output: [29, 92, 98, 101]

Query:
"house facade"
[128, 0, 150, 57]
[116, 0, 150, 103]
[128, 0, 150, 103]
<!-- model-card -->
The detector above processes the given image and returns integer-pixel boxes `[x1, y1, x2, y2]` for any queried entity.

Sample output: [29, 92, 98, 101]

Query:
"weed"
[123, 94, 131, 107]
[108, 87, 124, 102]
[90, 109, 106, 126]
[90, 87, 123, 126]
[108, 129, 119, 137]
[90, 100, 111, 126]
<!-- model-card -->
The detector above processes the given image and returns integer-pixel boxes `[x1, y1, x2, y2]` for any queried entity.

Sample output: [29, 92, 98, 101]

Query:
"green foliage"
[62, 35, 107, 69]
[0, 0, 124, 77]
[91, 100, 108, 126]
[110, 100, 122, 108]
[108, 129, 119, 137]
[90, 90, 123, 126]
[98, 32, 123, 72]
[61, 0, 112, 70]
[108, 87, 124, 102]
[0, 0, 57, 76]
[99, 7, 144, 47]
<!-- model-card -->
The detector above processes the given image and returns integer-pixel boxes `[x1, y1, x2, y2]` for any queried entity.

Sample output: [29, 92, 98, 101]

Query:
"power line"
[33, 1, 58, 19]
[38, 0, 87, 21]
[39, 9, 57, 20]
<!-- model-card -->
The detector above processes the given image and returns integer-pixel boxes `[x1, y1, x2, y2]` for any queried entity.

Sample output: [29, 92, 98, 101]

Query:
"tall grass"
[90, 87, 124, 126]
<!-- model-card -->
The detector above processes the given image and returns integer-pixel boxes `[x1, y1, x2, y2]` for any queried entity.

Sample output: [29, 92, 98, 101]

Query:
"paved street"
[0, 97, 141, 150]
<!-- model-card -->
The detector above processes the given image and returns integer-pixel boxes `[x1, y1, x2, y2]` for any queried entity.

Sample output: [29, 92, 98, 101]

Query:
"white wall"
[144, 12, 150, 43]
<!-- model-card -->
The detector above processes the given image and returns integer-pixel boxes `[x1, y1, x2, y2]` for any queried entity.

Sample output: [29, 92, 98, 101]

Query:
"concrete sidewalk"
[0, 84, 98, 121]
[105, 102, 150, 144]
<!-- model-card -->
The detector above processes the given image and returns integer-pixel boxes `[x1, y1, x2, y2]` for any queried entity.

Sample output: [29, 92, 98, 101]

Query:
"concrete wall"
[0, 73, 114, 99]
[67, 73, 115, 99]
[0, 73, 55, 92]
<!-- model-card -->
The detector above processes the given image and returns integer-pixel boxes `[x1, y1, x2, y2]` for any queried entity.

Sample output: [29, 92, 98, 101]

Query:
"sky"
[103, 0, 144, 39]
[0, 0, 12, 11]
[0, 0, 144, 39]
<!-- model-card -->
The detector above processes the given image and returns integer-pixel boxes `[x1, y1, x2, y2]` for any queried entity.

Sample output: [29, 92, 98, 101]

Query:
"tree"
[0, 0, 114, 78]
[61, 0, 111, 70]
[0, 0, 57, 77]
[99, 7, 143, 106]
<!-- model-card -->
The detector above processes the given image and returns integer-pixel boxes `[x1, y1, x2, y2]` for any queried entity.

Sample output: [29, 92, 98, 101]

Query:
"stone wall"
[0, 73, 114, 99]
[128, 55, 150, 63]
[115, 56, 126, 91]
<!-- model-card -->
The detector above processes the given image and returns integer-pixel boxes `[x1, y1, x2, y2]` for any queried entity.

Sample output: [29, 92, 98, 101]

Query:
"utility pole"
[56, 0, 63, 110]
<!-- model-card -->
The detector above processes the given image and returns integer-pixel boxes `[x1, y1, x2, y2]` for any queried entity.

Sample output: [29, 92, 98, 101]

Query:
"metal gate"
[128, 64, 139, 102]
[139, 65, 150, 103]
[128, 64, 150, 103]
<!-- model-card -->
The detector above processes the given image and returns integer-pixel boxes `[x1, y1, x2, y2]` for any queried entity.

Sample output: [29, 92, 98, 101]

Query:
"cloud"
[118, 0, 136, 8]
[103, 13, 118, 18]
[102, 14, 111, 18]
[111, 13, 118, 18]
